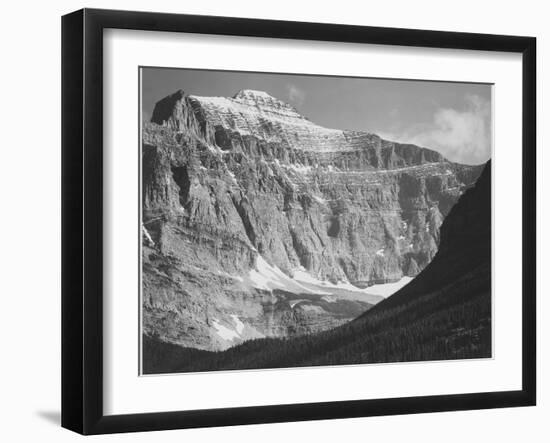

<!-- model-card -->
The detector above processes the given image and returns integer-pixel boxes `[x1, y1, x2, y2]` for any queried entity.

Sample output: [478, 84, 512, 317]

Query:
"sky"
[142, 67, 492, 165]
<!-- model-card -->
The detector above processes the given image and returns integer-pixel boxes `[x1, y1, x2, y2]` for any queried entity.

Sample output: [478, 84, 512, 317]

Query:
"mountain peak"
[233, 89, 278, 101]
[232, 89, 298, 112]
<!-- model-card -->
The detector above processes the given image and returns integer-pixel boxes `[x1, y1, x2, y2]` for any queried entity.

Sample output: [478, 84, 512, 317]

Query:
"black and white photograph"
[140, 68, 492, 375]
[0, 0, 545, 440]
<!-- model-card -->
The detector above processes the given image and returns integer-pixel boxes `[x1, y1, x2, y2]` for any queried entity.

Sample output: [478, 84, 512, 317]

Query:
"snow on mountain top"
[233, 89, 279, 100]
[188, 92, 366, 152]
[232, 89, 302, 111]
[187, 92, 380, 152]
[189, 93, 309, 120]
[174, 89, 441, 158]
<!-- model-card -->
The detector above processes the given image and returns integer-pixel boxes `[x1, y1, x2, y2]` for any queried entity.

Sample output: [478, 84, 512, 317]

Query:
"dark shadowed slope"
[143, 161, 491, 374]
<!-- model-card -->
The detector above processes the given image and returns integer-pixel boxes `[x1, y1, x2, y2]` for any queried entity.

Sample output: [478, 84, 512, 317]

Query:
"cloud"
[380, 95, 491, 165]
[286, 84, 306, 108]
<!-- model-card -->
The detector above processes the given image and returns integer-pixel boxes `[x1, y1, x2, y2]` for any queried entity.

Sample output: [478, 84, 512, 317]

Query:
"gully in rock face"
[140, 68, 492, 374]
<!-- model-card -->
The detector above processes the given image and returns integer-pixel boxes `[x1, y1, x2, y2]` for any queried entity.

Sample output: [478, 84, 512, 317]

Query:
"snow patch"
[364, 277, 413, 297]
[292, 268, 326, 285]
[248, 256, 317, 294]
[321, 295, 337, 303]
[212, 318, 239, 341]
[376, 248, 385, 257]
[293, 266, 411, 298]
[289, 299, 307, 309]
[230, 315, 245, 334]
[293, 268, 372, 294]
[142, 225, 155, 246]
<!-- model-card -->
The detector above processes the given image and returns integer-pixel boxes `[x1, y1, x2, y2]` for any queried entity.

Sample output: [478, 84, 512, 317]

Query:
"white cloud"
[380, 95, 491, 165]
[286, 84, 306, 108]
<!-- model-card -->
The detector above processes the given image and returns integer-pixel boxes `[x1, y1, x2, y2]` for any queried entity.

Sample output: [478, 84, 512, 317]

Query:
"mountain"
[143, 161, 491, 374]
[142, 88, 484, 353]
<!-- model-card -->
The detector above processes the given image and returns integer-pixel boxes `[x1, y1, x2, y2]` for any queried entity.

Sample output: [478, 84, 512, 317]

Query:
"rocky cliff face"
[143, 162, 492, 374]
[142, 88, 483, 352]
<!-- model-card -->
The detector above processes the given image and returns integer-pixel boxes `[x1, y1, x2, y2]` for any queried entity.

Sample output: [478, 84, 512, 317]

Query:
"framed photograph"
[61, 8, 536, 435]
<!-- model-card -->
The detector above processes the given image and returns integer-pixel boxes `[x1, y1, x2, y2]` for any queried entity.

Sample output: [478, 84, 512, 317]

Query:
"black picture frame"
[61, 8, 536, 435]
